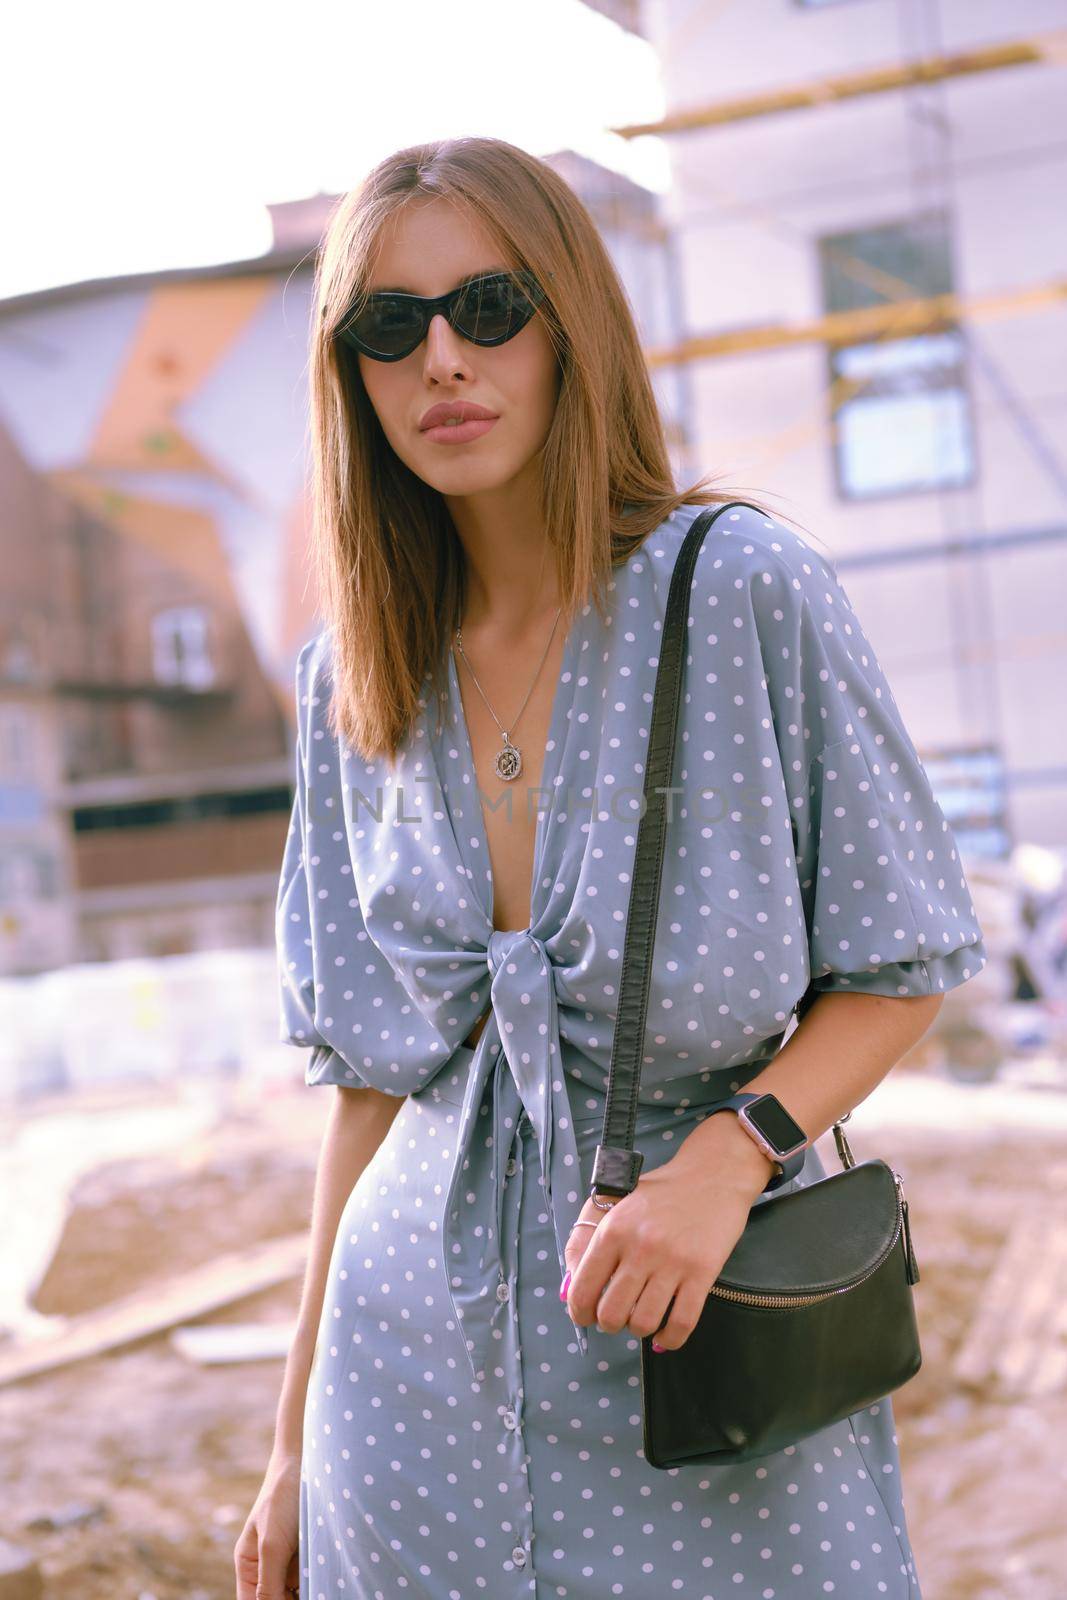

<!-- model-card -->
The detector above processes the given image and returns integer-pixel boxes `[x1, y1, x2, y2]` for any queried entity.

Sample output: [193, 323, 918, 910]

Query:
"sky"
[3, 0, 670, 302]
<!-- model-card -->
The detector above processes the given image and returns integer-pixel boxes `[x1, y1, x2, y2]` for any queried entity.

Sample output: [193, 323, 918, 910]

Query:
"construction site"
[1, 2, 1065, 1597]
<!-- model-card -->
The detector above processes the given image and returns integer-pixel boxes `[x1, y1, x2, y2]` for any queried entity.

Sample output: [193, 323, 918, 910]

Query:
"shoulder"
[291, 626, 337, 747]
[656, 500, 847, 636]
[675, 498, 834, 588]
[294, 625, 335, 698]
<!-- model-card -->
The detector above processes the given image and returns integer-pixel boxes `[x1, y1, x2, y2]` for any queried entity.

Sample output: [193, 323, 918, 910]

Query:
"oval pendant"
[495, 741, 522, 782]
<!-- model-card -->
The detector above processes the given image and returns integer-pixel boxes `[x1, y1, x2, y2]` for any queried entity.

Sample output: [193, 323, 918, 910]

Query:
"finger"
[567, 1218, 623, 1327]
[234, 1537, 260, 1600]
[621, 1271, 679, 1341]
[648, 1275, 708, 1352]
[562, 1216, 599, 1277]
[255, 1533, 291, 1600]
[562, 1193, 621, 1275]
[592, 1262, 651, 1334]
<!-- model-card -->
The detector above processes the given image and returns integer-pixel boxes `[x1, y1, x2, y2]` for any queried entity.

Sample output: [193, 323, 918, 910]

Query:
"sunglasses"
[334, 267, 552, 363]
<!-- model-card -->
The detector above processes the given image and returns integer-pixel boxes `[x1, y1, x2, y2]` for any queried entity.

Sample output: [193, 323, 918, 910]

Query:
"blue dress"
[278, 499, 986, 1599]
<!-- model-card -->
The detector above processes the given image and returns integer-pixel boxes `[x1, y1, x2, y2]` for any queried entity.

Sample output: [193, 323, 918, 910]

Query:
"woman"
[236, 137, 986, 1600]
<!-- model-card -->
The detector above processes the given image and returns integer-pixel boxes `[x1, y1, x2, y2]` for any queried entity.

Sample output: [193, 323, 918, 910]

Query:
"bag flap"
[716, 1159, 901, 1295]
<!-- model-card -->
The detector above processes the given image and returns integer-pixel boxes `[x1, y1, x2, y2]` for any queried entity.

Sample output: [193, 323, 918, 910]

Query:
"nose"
[422, 312, 474, 378]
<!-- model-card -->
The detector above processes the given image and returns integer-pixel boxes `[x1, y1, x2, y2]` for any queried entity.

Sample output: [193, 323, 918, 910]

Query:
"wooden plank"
[1028, 1284, 1067, 1397]
[644, 277, 1067, 367]
[613, 35, 1066, 137]
[954, 1208, 1067, 1398]
[0, 1232, 308, 1387]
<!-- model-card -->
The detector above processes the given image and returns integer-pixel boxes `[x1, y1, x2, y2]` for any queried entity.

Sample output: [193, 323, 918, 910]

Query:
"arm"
[271, 1084, 406, 1461]
[565, 515, 984, 1351]
[235, 1085, 405, 1598]
[670, 988, 944, 1194]
[563, 990, 944, 1355]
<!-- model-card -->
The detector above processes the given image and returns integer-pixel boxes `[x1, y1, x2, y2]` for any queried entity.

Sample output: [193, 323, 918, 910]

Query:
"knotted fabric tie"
[442, 927, 588, 1381]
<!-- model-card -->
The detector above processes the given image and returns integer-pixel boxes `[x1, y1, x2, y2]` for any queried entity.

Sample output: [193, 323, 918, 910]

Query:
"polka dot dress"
[277, 500, 987, 1598]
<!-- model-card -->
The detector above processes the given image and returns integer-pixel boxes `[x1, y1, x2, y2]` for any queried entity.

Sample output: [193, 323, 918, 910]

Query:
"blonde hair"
[308, 135, 800, 764]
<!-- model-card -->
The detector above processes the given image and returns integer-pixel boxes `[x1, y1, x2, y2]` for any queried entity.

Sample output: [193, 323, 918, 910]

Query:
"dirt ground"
[1, 1082, 1065, 1600]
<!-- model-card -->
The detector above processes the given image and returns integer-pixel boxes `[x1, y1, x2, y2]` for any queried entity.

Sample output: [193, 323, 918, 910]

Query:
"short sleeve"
[276, 634, 461, 1093]
[746, 517, 988, 1002]
[796, 730, 987, 1001]
[275, 637, 373, 1089]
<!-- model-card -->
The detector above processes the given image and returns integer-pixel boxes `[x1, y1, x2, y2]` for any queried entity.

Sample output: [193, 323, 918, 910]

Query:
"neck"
[446, 481, 559, 639]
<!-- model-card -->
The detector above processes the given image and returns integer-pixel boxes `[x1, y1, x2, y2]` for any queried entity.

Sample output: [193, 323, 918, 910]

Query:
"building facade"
[626, 0, 1066, 854]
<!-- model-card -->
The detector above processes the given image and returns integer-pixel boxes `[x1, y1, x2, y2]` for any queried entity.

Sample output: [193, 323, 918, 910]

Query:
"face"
[355, 198, 560, 501]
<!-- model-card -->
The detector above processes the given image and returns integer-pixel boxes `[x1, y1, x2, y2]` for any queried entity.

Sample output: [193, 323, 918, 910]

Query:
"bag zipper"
[704, 1171, 919, 1309]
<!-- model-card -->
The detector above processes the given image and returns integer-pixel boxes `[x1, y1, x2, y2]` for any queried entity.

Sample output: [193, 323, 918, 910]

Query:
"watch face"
[746, 1095, 806, 1155]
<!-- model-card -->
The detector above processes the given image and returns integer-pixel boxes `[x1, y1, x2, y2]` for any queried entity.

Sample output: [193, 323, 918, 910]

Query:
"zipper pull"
[894, 1171, 920, 1285]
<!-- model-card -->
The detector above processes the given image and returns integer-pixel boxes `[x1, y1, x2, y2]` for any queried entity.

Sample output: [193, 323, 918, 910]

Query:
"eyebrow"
[368, 266, 511, 296]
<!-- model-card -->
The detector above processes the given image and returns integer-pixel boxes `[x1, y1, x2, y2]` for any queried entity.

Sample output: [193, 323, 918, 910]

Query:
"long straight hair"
[308, 135, 802, 765]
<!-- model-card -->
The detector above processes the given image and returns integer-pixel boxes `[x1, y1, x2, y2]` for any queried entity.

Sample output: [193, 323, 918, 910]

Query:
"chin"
[417, 452, 522, 495]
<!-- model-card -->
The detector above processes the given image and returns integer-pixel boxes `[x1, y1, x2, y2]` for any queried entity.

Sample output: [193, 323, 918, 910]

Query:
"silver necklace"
[453, 606, 563, 782]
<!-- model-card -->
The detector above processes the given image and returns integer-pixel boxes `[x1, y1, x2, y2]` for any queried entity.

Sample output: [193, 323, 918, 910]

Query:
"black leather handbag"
[590, 501, 923, 1468]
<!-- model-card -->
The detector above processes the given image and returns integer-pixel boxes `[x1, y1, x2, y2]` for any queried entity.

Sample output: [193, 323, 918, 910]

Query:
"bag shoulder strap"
[590, 500, 805, 1198]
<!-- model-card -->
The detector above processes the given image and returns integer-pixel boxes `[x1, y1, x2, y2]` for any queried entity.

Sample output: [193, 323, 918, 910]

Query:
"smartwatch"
[707, 1091, 808, 1193]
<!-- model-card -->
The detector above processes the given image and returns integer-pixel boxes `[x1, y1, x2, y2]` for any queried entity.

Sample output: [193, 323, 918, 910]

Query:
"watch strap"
[708, 1092, 807, 1193]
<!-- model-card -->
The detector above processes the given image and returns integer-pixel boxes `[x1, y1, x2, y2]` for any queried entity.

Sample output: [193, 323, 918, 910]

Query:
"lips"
[419, 400, 499, 431]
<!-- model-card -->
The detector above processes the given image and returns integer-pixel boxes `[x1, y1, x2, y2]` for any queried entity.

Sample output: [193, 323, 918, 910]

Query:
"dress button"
[505, 1156, 517, 1177]
[496, 1280, 511, 1303]
[503, 1407, 517, 1429]
[512, 1545, 527, 1567]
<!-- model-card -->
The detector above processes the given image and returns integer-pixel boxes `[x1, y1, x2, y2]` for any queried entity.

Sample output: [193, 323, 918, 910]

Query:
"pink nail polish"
[559, 1269, 571, 1301]
[651, 1340, 665, 1352]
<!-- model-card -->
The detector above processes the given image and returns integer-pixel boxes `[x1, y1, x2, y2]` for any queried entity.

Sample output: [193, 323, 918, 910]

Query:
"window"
[0, 706, 34, 781]
[35, 850, 60, 897]
[72, 785, 292, 833]
[0, 848, 58, 898]
[3, 635, 34, 681]
[818, 212, 976, 499]
[151, 605, 215, 688]
[920, 745, 1009, 861]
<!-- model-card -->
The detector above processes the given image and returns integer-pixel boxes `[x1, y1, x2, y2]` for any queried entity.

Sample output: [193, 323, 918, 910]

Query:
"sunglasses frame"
[334, 267, 553, 363]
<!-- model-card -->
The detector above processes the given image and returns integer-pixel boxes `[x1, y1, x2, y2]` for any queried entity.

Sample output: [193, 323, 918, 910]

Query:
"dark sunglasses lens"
[455, 274, 535, 342]
[345, 297, 424, 357]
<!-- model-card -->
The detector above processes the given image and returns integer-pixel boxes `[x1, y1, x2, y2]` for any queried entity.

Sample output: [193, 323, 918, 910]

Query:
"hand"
[234, 1450, 302, 1599]
[561, 1112, 774, 1351]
